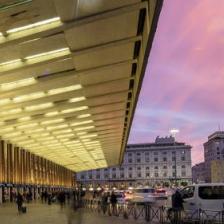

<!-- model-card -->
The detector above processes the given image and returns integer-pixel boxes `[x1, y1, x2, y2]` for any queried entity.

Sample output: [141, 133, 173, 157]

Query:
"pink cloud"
[129, 0, 224, 165]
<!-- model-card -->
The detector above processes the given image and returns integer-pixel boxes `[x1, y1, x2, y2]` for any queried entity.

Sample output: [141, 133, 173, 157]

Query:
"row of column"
[0, 140, 74, 187]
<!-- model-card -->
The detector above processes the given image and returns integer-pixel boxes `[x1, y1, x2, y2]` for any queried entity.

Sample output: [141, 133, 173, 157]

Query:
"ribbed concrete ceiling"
[0, 0, 162, 171]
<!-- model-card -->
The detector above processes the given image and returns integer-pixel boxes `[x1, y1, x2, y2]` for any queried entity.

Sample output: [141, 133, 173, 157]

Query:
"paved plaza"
[0, 202, 148, 224]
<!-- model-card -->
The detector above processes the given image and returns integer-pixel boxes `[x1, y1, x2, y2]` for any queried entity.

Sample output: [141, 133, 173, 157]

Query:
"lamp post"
[170, 129, 179, 186]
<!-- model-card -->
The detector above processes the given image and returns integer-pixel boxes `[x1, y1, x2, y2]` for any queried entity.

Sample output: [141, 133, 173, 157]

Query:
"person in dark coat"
[171, 190, 183, 223]
[110, 192, 117, 215]
[16, 192, 24, 214]
[58, 191, 66, 209]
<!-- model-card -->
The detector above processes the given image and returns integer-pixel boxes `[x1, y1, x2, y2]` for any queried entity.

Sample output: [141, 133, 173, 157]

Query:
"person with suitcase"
[16, 192, 24, 214]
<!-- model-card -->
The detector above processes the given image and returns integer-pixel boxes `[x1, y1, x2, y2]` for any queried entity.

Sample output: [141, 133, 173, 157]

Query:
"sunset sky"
[129, 0, 224, 165]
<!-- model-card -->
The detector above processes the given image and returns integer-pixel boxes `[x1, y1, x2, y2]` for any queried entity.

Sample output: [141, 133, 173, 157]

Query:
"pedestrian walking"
[110, 191, 117, 216]
[168, 190, 183, 224]
[101, 192, 109, 214]
[58, 191, 66, 210]
[16, 192, 24, 214]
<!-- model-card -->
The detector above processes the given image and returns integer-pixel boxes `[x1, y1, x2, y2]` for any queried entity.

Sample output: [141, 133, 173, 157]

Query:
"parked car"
[155, 188, 167, 197]
[130, 187, 156, 203]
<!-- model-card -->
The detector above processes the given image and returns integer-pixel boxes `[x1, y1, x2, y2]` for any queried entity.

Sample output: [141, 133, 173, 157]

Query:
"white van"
[180, 183, 224, 212]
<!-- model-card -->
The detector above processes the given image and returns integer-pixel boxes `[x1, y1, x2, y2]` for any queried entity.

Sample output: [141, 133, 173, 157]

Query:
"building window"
[128, 159, 132, 163]
[154, 173, 159, 177]
[163, 166, 167, 169]
[120, 173, 124, 178]
[129, 167, 132, 171]
[172, 165, 176, 169]
[154, 152, 158, 155]
[154, 166, 158, 170]
[162, 151, 167, 155]
[146, 173, 150, 177]
[120, 167, 124, 171]
[137, 158, 141, 163]
[96, 174, 100, 179]
[181, 165, 186, 169]
[181, 156, 186, 161]
[112, 174, 116, 178]
[112, 168, 116, 171]
[154, 158, 158, 162]
[172, 172, 176, 177]
[81, 175, 85, 179]
[163, 157, 167, 162]
[163, 172, 167, 177]
[137, 167, 141, 170]
[181, 171, 186, 177]
[146, 166, 150, 170]
[145, 157, 150, 162]
[145, 152, 149, 156]
[137, 173, 141, 178]
[104, 174, 108, 179]
[137, 152, 141, 156]
[172, 151, 176, 155]
[89, 175, 92, 179]
[129, 173, 132, 178]
[172, 157, 176, 161]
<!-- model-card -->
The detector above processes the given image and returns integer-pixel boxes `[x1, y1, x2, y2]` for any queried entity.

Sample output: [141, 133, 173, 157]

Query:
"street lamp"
[169, 129, 179, 186]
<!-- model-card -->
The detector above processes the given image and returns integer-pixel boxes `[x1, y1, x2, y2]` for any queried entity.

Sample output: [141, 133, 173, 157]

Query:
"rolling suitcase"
[22, 206, 27, 213]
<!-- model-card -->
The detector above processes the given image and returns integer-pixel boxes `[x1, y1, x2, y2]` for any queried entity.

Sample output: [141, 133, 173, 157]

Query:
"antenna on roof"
[218, 124, 221, 131]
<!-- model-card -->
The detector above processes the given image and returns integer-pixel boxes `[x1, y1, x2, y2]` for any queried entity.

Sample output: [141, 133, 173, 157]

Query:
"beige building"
[77, 137, 192, 188]
[204, 131, 224, 182]
[211, 160, 224, 183]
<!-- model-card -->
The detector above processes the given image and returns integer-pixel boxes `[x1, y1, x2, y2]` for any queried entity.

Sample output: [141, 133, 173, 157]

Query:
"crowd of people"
[14, 187, 184, 224]
[15, 189, 85, 214]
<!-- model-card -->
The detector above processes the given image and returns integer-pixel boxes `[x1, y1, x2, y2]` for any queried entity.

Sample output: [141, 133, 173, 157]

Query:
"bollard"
[159, 206, 165, 224]
[221, 210, 224, 224]
[144, 203, 150, 221]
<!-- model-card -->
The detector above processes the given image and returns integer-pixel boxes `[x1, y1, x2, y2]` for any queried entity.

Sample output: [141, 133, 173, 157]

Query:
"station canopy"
[0, 0, 162, 171]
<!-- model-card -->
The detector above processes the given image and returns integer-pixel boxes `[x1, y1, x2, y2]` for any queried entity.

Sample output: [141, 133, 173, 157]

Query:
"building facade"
[192, 162, 206, 183]
[76, 137, 192, 188]
[211, 160, 224, 183]
[203, 131, 224, 182]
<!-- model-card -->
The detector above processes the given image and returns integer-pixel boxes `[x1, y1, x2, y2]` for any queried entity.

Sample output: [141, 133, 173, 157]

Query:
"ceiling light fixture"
[48, 84, 82, 95]
[18, 116, 31, 122]
[61, 106, 88, 114]
[13, 91, 45, 103]
[41, 118, 64, 125]
[0, 98, 11, 106]
[0, 77, 36, 91]
[70, 120, 93, 127]
[75, 126, 95, 131]
[25, 102, 54, 111]
[69, 96, 86, 103]
[24, 47, 70, 60]
[0, 59, 22, 66]
[77, 114, 91, 119]
[7, 17, 61, 34]
[45, 111, 59, 117]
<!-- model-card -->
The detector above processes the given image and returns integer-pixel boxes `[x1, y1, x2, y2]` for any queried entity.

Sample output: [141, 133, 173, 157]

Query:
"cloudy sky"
[129, 0, 224, 165]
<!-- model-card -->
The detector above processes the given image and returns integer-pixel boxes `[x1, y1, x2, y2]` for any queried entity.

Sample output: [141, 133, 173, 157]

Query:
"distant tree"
[163, 182, 170, 187]
[180, 181, 188, 187]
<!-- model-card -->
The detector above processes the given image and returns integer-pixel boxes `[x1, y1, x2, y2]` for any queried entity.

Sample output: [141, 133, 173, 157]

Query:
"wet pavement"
[0, 202, 149, 224]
